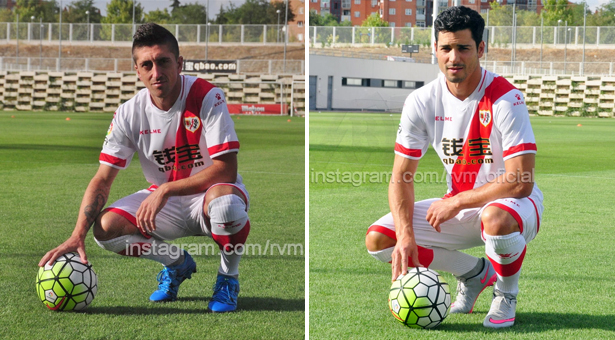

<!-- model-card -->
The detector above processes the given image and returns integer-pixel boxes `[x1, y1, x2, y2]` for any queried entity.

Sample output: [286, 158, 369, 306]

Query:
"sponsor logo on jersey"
[184, 116, 201, 133]
[435, 116, 453, 122]
[479, 110, 491, 127]
[139, 129, 161, 135]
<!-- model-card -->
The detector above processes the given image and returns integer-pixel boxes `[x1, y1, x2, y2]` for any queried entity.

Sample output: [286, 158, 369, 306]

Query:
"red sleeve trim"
[394, 143, 422, 158]
[503, 143, 537, 158]
[99, 153, 127, 168]
[208, 141, 240, 157]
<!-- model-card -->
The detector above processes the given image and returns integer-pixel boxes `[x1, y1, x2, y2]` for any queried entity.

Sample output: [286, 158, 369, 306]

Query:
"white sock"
[368, 247, 394, 263]
[429, 247, 481, 277]
[95, 234, 182, 267]
[484, 232, 526, 296]
[219, 251, 241, 278]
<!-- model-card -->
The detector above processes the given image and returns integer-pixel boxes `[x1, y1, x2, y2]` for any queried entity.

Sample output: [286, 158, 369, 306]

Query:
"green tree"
[0, 8, 13, 22]
[215, 0, 295, 25]
[482, 1, 513, 26]
[361, 13, 388, 27]
[170, 2, 208, 24]
[14, 0, 58, 22]
[102, 0, 144, 24]
[63, 0, 102, 23]
[309, 9, 349, 26]
[542, 0, 572, 25]
[144, 8, 172, 24]
[588, 0, 615, 26]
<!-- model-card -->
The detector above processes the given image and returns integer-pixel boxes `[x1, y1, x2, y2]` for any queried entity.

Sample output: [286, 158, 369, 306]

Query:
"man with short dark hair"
[365, 7, 543, 328]
[39, 23, 249, 313]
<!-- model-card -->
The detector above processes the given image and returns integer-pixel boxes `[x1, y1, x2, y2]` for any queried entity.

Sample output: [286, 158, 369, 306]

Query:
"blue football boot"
[149, 251, 197, 302]
[208, 274, 240, 312]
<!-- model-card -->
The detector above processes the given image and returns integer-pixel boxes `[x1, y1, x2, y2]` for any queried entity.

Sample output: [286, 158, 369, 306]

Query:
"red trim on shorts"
[487, 246, 526, 277]
[367, 225, 396, 240]
[147, 185, 158, 191]
[207, 183, 249, 208]
[103, 207, 151, 239]
[527, 197, 540, 233]
[366, 225, 434, 267]
[485, 202, 524, 234]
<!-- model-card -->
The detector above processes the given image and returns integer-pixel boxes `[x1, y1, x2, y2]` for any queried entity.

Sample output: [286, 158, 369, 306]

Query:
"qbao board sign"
[184, 60, 237, 73]
[227, 104, 288, 115]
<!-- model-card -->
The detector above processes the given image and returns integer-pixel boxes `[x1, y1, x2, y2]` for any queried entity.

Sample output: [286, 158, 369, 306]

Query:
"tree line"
[0, 0, 295, 25]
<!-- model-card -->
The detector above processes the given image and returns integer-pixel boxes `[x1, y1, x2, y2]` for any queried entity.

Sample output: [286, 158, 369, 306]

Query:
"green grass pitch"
[0, 112, 304, 339]
[309, 112, 615, 339]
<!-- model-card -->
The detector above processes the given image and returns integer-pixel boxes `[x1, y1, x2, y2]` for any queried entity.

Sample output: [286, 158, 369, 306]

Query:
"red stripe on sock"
[212, 220, 251, 252]
[487, 246, 526, 277]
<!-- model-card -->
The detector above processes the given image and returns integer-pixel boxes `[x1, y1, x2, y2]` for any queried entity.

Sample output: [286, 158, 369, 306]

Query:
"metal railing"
[2, 22, 304, 44]
[0, 57, 305, 74]
[309, 25, 615, 46]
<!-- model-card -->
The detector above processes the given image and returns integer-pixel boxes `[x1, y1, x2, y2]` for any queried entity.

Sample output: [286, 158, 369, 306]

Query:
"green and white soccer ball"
[36, 253, 98, 311]
[388, 267, 451, 329]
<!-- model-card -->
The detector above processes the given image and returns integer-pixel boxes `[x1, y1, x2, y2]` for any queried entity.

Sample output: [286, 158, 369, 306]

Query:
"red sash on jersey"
[169, 78, 215, 182]
[445, 77, 516, 198]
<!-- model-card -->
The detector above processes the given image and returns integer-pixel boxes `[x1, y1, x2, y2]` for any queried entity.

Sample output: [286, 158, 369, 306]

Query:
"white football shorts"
[104, 181, 249, 241]
[368, 190, 544, 249]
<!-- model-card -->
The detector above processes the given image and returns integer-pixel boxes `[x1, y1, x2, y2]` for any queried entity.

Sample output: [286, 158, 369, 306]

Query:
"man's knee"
[93, 211, 137, 241]
[206, 190, 250, 249]
[365, 231, 396, 252]
[481, 206, 520, 236]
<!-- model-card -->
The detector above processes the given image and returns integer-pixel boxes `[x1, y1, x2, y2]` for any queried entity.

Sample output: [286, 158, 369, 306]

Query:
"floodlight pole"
[59, 0, 62, 71]
[283, 0, 288, 73]
[205, 0, 210, 61]
[277, 9, 281, 43]
[86, 10, 90, 41]
[582, 1, 586, 75]
[39, 17, 43, 68]
[431, 0, 439, 65]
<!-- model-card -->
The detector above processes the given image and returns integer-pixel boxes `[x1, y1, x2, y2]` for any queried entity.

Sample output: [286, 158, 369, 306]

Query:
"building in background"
[311, 0, 544, 27]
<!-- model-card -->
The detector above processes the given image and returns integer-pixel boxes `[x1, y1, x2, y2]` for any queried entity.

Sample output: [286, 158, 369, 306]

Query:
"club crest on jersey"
[479, 110, 491, 127]
[184, 116, 201, 133]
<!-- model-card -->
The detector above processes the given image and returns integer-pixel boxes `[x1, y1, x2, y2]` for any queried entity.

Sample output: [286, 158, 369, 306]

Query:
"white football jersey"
[100, 75, 240, 186]
[395, 68, 539, 197]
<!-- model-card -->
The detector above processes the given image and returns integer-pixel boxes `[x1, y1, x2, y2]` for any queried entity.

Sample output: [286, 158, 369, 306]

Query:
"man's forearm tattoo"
[83, 190, 107, 229]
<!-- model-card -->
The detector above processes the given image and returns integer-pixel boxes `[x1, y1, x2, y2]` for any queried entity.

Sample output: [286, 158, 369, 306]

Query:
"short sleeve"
[395, 95, 429, 160]
[100, 112, 136, 169]
[201, 88, 240, 159]
[494, 90, 537, 161]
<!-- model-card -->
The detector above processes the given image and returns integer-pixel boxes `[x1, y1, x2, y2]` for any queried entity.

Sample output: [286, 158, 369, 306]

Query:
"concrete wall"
[0, 71, 305, 113]
[309, 54, 440, 112]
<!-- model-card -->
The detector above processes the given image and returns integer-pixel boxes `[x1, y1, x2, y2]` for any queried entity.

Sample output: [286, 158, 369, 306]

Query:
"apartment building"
[311, 0, 543, 27]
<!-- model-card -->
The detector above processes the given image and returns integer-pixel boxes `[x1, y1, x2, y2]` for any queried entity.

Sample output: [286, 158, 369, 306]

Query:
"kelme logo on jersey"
[184, 116, 201, 133]
[479, 110, 491, 127]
